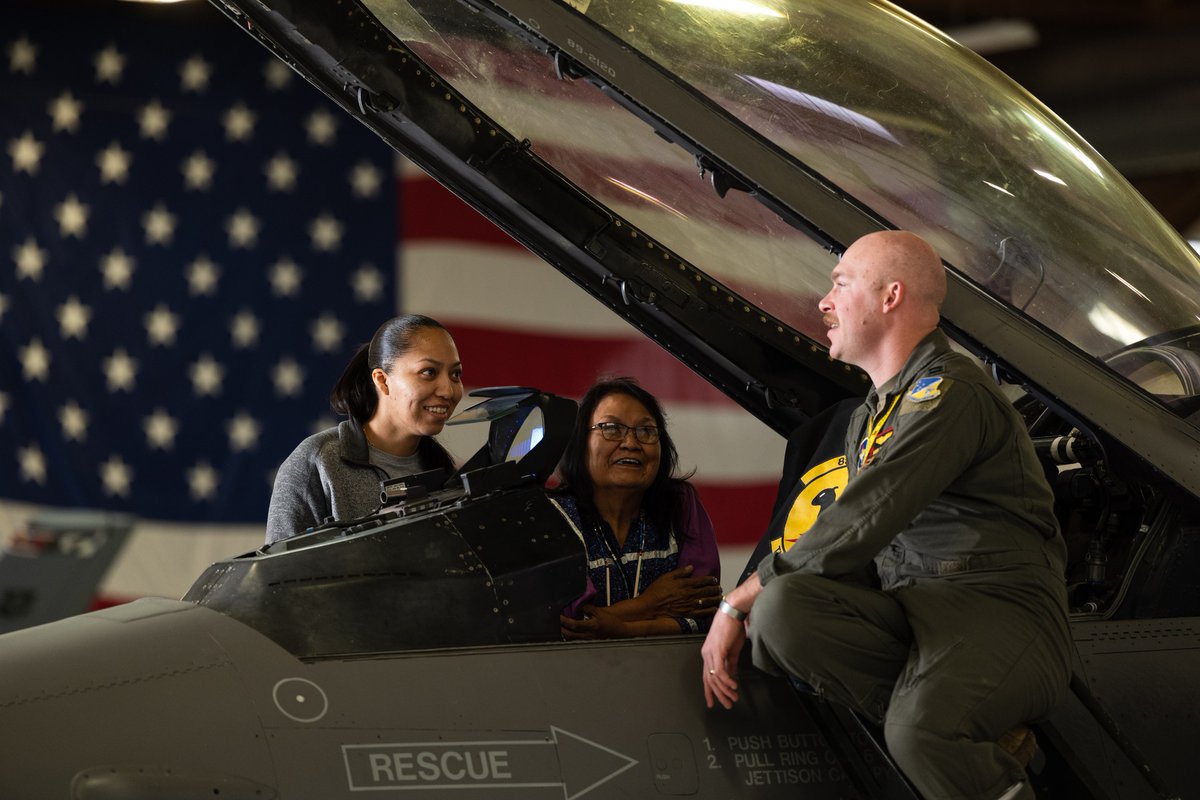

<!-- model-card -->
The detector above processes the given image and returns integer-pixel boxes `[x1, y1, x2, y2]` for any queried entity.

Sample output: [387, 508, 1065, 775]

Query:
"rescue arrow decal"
[341, 726, 638, 798]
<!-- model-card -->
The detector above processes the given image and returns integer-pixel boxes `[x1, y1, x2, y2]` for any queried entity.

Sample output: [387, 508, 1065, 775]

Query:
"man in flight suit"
[701, 231, 1072, 800]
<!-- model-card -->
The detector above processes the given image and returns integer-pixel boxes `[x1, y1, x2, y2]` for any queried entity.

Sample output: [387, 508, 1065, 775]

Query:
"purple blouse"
[552, 483, 720, 633]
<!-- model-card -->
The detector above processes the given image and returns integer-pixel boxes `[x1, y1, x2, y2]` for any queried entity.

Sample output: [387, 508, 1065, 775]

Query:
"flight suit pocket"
[894, 635, 965, 698]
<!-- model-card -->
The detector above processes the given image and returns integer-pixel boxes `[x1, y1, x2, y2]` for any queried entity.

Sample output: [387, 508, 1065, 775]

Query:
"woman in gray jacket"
[265, 314, 463, 543]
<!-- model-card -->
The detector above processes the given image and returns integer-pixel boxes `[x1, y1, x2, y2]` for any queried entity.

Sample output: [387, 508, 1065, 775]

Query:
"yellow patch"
[770, 455, 847, 552]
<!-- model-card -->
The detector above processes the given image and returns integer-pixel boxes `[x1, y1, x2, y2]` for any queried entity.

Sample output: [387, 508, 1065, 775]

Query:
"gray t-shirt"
[369, 445, 423, 480]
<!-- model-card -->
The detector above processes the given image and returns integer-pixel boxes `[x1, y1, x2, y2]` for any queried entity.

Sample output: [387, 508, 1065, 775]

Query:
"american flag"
[1, 1, 780, 604]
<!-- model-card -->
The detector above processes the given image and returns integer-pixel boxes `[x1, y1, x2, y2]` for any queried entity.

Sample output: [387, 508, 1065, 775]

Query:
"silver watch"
[718, 599, 748, 622]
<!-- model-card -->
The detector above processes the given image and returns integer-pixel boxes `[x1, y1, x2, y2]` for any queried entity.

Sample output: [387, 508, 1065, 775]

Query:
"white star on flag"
[103, 348, 138, 392]
[143, 203, 177, 245]
[19, 445, 48, 485]
[57, 295, 92, 339]
[309, 212, 343, 252]
[270, 257, 302, 297]
[226, 208, 260, 249]
[145, 303, 180, 346]
[144, 408, 179, 451]
[350, 162, 382, 198]
[98, 142, 133, 184]
[187, 461, 219, 501]
[272, 358, 305, 397]
[100, 248, 136, 290]
[189, 354, 225, 397]
[60, 401, 90, 442]
[180, 54, 211, 92]
[230, 309, 261, 348]
[94, 44, 125, 84]
[138, 99, 171, 140]
[54, 193, 90, 237]
[14, 237, 48, 281]
[310, 313, 346, 353]
[9, 36, 37, 74]
[183, 150, 215, 190]
[9, 130, 44, 174]
[223, 102, 256, 141]
[227, 412, 262, 452]
[186, 255, 220, 296]
[350, 264, 385, 302]
[99, 454, 133, 497]
[49, 91, 83, 133]
[20, 338, 51, 382]
[265, 152, 298, 192]
[305, 109, 338, 145]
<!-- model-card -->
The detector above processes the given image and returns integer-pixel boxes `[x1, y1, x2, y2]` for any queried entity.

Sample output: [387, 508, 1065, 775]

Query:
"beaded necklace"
[599, 510, 648, 606]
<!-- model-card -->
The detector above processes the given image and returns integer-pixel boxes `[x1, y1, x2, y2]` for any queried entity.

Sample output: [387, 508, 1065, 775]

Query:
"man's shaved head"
[819, 230, 947, 386]
[848, 230, 946, 313]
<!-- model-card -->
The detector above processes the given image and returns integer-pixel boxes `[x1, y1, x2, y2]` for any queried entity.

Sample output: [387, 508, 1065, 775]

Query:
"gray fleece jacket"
[265, 419, 405, 544]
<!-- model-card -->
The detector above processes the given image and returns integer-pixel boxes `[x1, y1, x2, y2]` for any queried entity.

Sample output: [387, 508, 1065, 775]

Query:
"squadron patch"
[907, 376, 944, 402]
[900, 376, 951, 413]
[771, 455, 847, 553]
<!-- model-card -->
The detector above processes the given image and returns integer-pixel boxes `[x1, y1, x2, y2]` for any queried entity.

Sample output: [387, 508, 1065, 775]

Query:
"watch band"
[718, 599, 748, 622]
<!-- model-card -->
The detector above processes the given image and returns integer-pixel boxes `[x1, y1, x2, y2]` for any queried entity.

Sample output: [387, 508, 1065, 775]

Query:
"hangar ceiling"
[894, 0, 1200, 236]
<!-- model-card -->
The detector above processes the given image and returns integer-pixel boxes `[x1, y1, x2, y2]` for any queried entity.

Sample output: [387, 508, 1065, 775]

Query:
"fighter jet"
[1, 0, 1198, 797]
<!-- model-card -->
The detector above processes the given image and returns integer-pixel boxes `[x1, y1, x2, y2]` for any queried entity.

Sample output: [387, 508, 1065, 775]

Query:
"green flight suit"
[748, 330, 1072, 800]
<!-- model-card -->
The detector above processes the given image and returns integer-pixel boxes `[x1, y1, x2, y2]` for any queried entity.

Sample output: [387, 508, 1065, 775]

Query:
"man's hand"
[701, 609, 745, 709]
[700, 573, 762, 710]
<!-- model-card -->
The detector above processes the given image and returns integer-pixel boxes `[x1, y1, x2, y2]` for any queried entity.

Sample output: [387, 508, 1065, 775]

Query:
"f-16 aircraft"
[2, 0, 1199, 798]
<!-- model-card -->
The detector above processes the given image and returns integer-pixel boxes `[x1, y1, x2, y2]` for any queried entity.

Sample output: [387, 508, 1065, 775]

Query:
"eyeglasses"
[590, 422, 660, 444]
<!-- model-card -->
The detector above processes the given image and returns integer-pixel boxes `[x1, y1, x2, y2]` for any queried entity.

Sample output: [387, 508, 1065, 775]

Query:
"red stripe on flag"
[401, 177, 527, 251]
[694, 482, 778, 547]
[401, 152, 804, 246]
[447, 322, 733, 405]
[401, 174, 829, 341]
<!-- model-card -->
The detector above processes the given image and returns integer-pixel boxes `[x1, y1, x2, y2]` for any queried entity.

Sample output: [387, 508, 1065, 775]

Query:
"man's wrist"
[718, 599, 748, 622]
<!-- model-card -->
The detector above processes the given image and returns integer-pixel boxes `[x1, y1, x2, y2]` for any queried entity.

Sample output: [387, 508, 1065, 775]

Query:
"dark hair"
[556, 377, 692, 536]
[330, 314, 455, 473]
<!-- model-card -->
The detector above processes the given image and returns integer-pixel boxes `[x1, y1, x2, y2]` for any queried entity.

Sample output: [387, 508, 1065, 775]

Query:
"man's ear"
[881, 281, 904, 314]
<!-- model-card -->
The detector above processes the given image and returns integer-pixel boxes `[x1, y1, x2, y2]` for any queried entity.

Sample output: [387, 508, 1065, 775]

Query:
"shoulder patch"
[900, 376, 953, 414]
[907, 376, 944, 402]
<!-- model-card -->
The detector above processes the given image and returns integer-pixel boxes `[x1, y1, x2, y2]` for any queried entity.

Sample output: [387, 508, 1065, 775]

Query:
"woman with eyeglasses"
[551, 377, 722, 639]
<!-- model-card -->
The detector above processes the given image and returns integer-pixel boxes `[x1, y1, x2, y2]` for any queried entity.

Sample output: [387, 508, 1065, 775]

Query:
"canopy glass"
[366, 0, 1200, 410]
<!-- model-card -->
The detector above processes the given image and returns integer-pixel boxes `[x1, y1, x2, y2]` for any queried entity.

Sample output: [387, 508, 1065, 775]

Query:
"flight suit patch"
[900, 376, 951, 413]
[908, 376, 943, 402]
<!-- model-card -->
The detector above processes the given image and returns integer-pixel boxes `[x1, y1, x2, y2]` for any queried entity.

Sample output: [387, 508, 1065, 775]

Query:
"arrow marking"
[342, 726, 638, 797]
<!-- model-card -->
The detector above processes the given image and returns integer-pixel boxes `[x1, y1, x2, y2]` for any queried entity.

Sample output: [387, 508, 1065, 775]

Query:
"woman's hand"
[560, 605, 626, 640]
[560, 604, 699, 640]
[635, 564, 723, 618]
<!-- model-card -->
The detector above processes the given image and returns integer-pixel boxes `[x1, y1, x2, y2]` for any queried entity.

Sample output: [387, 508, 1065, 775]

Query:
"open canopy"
[211, 0, 1200, 494]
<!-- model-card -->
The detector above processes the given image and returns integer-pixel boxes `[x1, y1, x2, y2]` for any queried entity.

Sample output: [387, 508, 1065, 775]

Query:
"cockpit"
[185, 388, 585, 657]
